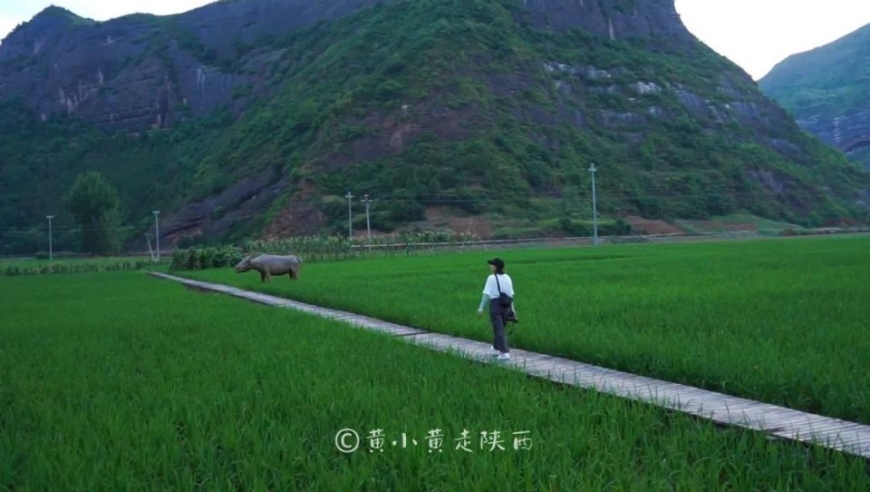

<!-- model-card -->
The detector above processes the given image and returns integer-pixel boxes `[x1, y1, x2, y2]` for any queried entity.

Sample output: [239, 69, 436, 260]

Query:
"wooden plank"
[431, 338, 480, 350]
[632, 382, 687, 400]
[545, 360, 593, 375]
[148, 271, 870, 460]
[691, 395, 766, 413]
[826, 430, 870, 447]
[565, 373, 655, 397]
[751, 408, 811, 427]
[813, 423, 870, 435]
[511, 353, 553, 367]
[730, 404, 781, 421]
[801, 422, 858, 436]
[800, 429, 868, 448]
[592, 375, 657, 393]
[732, 407, 782, 424]
[516, 357, 562, 371]
[344, 319, 424, 337]
[664, 394, 735, 413]
[774, 416, 826, 432]
[512, 358, 553, 370]
[618, 381, 680, 403]
[520, 365, 565, 378]
[678, 399, 746, 417]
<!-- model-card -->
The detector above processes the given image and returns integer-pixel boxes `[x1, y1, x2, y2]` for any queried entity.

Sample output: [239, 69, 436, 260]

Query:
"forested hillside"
[2, 0, 868, 254]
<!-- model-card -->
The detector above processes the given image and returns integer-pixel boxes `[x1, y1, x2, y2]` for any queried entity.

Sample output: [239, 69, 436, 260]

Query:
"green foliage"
[759, 23, 870, 120]
[66, 171, 119, 223]
[0, 99, 232, 254]
[100, 207, 124, 257]
[557, 217, 632, 237]
[169, 245, 245, 271]
[759, 23, 870, 169]
[66, 172, 122, 255]
[388, 191, 426, 223]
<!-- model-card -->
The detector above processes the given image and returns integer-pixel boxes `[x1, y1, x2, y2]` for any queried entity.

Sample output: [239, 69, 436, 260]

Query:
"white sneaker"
[491, 346, 500, 354]
[496, 353, 511, 361]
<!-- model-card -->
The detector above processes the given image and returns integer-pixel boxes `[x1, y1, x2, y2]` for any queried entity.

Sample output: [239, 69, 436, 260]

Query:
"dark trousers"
[490, 303, 509, 353]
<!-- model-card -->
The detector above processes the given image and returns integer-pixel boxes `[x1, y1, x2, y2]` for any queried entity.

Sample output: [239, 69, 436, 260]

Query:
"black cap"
[487, 258, 505, 269]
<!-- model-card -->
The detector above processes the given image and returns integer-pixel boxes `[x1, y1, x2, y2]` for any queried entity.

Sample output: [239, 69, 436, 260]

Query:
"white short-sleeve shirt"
[483, 273, 514, 299]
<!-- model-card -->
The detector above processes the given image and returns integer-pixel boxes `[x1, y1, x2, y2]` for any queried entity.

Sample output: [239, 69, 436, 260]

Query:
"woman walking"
[477, 257, 516, 361]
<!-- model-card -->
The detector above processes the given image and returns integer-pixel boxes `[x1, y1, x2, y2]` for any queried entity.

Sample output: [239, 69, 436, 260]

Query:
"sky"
[1, 1, 870, 80]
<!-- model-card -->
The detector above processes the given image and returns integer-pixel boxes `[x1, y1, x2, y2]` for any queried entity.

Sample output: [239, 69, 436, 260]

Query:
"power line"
[153, 211, 160, 262]
[345, 191, 353, 240]
[46, 215, 54, 261]
[589, 163, 598, 246]
[362, 194, 373, 241]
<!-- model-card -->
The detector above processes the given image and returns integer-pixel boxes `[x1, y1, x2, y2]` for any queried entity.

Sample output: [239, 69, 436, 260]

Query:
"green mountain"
[1, 0, 869, 255]
[758, 22, 870, 171]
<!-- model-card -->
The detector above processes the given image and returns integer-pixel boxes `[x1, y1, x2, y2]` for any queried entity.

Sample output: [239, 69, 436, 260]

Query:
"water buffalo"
[234, 254, 302, 282]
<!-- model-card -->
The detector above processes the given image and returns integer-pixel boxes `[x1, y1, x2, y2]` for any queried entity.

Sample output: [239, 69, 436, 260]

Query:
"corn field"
[0, 259, 159, 276]
[170, 232, 482, 270]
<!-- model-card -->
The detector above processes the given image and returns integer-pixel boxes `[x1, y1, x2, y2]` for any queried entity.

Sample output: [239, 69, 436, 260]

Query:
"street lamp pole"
[153, 211, 160, 262]
[589, 163, 599, 246]
[345, 192, 353, 240]
[362, 194, 372, 241]
[46, 215, 54, 261]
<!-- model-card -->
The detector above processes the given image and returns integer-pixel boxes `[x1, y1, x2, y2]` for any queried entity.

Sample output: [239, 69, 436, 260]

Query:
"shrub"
[169, 245, 245, 271]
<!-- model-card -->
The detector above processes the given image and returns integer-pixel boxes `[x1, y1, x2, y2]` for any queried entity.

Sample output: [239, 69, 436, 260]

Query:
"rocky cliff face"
[0, 0, 703, 133]
[522, 0, 696, 50]
[0, 2, 370, 131]
[782, 107, 870, 168]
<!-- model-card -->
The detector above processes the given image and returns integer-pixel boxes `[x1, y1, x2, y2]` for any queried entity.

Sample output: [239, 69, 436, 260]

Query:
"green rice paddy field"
[182, 235, 870, 426]
[2, 270, 870, 490]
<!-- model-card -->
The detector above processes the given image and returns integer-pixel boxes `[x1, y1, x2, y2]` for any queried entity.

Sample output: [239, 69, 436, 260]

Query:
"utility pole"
[589, 163, 599, 246]
[153, 211, 160, 262]
[345, 191, 353, 240]
[362, 194, 372, 241]
[46, 215, 54, 261]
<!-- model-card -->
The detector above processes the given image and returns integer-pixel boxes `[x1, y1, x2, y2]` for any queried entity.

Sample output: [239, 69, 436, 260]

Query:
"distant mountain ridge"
[0, 0, 868, 255]
[758, 22, 870, 170]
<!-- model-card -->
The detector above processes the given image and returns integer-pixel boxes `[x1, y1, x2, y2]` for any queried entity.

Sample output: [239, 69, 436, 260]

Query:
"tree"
[100, 206, 124, 256]
[66, 171, 121, 255]
[426, 176, 442, 198]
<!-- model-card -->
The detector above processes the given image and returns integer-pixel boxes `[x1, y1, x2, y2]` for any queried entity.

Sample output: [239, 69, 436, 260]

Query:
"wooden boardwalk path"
[149, 271, 870, 460]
